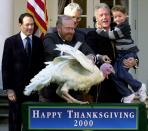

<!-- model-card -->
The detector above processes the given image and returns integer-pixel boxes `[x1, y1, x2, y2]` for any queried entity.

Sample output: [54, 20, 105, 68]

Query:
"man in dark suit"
[39, 15, 97, 103]
[2, 13, 45, 131]
[86, 3, 137, 103]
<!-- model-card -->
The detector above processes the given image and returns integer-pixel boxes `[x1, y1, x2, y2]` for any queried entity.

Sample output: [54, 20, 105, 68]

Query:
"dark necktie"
[25, 37, 31, 57]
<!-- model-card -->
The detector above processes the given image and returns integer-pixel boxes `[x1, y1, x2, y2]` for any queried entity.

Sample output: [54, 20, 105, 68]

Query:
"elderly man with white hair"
[47, 3, 85, 35]
[64, 2, 82, 28]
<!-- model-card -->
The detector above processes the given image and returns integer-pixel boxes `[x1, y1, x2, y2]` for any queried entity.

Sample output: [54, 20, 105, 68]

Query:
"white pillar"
[0, 0, 14, 89]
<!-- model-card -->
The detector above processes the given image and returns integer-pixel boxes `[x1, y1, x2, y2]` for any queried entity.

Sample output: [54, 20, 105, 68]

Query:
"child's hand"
[96, 22, 103, 29]
[123, 57, 137, 68]
[98, 24, 102, 29]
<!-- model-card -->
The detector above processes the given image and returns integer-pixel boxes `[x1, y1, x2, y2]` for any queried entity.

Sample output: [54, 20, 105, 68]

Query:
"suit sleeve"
[80, 42, 95, 56]
[96, 28, 121, 40]
[43, 33, 60, 61]
[74, 32, 94, 55]
[2, 38, 13, 90]
[96, 21, 131, 40]
[34, 37, 45, 71]
[86, 31, 101, 55]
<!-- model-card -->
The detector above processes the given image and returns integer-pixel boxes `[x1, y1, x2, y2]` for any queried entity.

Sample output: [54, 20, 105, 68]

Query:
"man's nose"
[70, 30, 74, 34]
[69, 28, 75, 33]
[73, 18, 77, 22]
[102, 15, 106, 19]
[28, 24, 34, 29]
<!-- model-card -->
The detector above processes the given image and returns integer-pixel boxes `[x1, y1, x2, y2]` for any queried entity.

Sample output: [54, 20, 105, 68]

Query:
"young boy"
[96, 5, 147, 103]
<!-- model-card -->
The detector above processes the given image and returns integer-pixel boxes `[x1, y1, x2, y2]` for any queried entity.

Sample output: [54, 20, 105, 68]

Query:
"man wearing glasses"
[64, 2, 82, 28]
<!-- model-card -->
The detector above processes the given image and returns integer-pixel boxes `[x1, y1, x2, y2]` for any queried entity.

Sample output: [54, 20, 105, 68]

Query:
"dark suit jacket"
[39, 31, 94, 102]
[2, 33, 45, 100]
[86, 30, 122, 103]
[43, 31, 94, 61]
[86, 30, 116, 65]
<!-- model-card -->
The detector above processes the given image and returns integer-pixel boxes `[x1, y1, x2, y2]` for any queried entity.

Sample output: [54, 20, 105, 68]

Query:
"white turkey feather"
[55, 43, 94, 72]
[23, 44, 110, 104]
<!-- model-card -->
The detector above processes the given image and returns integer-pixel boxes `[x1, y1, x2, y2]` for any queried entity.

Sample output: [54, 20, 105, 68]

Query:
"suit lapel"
[16, 33, 28, 60]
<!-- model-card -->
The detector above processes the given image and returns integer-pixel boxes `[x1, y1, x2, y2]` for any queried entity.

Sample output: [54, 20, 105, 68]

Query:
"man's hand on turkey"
[86, 54, 96, 64]
[96, 54, 111, 64]
[24, 43, 114, 104]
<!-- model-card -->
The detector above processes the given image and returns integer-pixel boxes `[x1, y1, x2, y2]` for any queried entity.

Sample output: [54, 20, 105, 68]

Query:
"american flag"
[27, 0, 48, 38]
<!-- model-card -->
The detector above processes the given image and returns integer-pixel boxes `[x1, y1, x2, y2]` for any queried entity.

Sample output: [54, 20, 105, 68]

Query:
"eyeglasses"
[71, 16, 81, 21]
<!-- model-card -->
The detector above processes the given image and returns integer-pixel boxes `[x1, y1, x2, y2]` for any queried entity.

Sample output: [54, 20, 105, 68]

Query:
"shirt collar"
[96, 26, 111, 31]
[20, 31, 32, 40]
[57, 32, 66, 42]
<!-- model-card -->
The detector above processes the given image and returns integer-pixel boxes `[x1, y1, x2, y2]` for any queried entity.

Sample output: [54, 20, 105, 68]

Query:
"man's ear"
[19, 23, 22, 28]
[57, 27, 60, 33]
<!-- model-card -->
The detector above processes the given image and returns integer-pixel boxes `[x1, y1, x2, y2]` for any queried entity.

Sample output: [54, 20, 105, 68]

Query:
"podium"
[22, 102, 147, 131]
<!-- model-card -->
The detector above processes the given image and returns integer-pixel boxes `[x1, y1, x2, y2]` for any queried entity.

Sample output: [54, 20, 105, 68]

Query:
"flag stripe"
[27, 0, 48, 38]
[27, 2, 47, 33]
[27, 4, 47, 31]
[35, 0, 44, 11]
[27, 0, 46, 22]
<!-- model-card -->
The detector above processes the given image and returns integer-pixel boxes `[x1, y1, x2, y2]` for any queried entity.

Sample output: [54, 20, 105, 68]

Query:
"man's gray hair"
[56, 15, 72, 28]
[64, 2, 83, 16]
[94, 3, 110, 17]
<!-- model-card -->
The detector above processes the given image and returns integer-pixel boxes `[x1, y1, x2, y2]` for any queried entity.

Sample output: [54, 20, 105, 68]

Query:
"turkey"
[24, 43, 115, 104]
